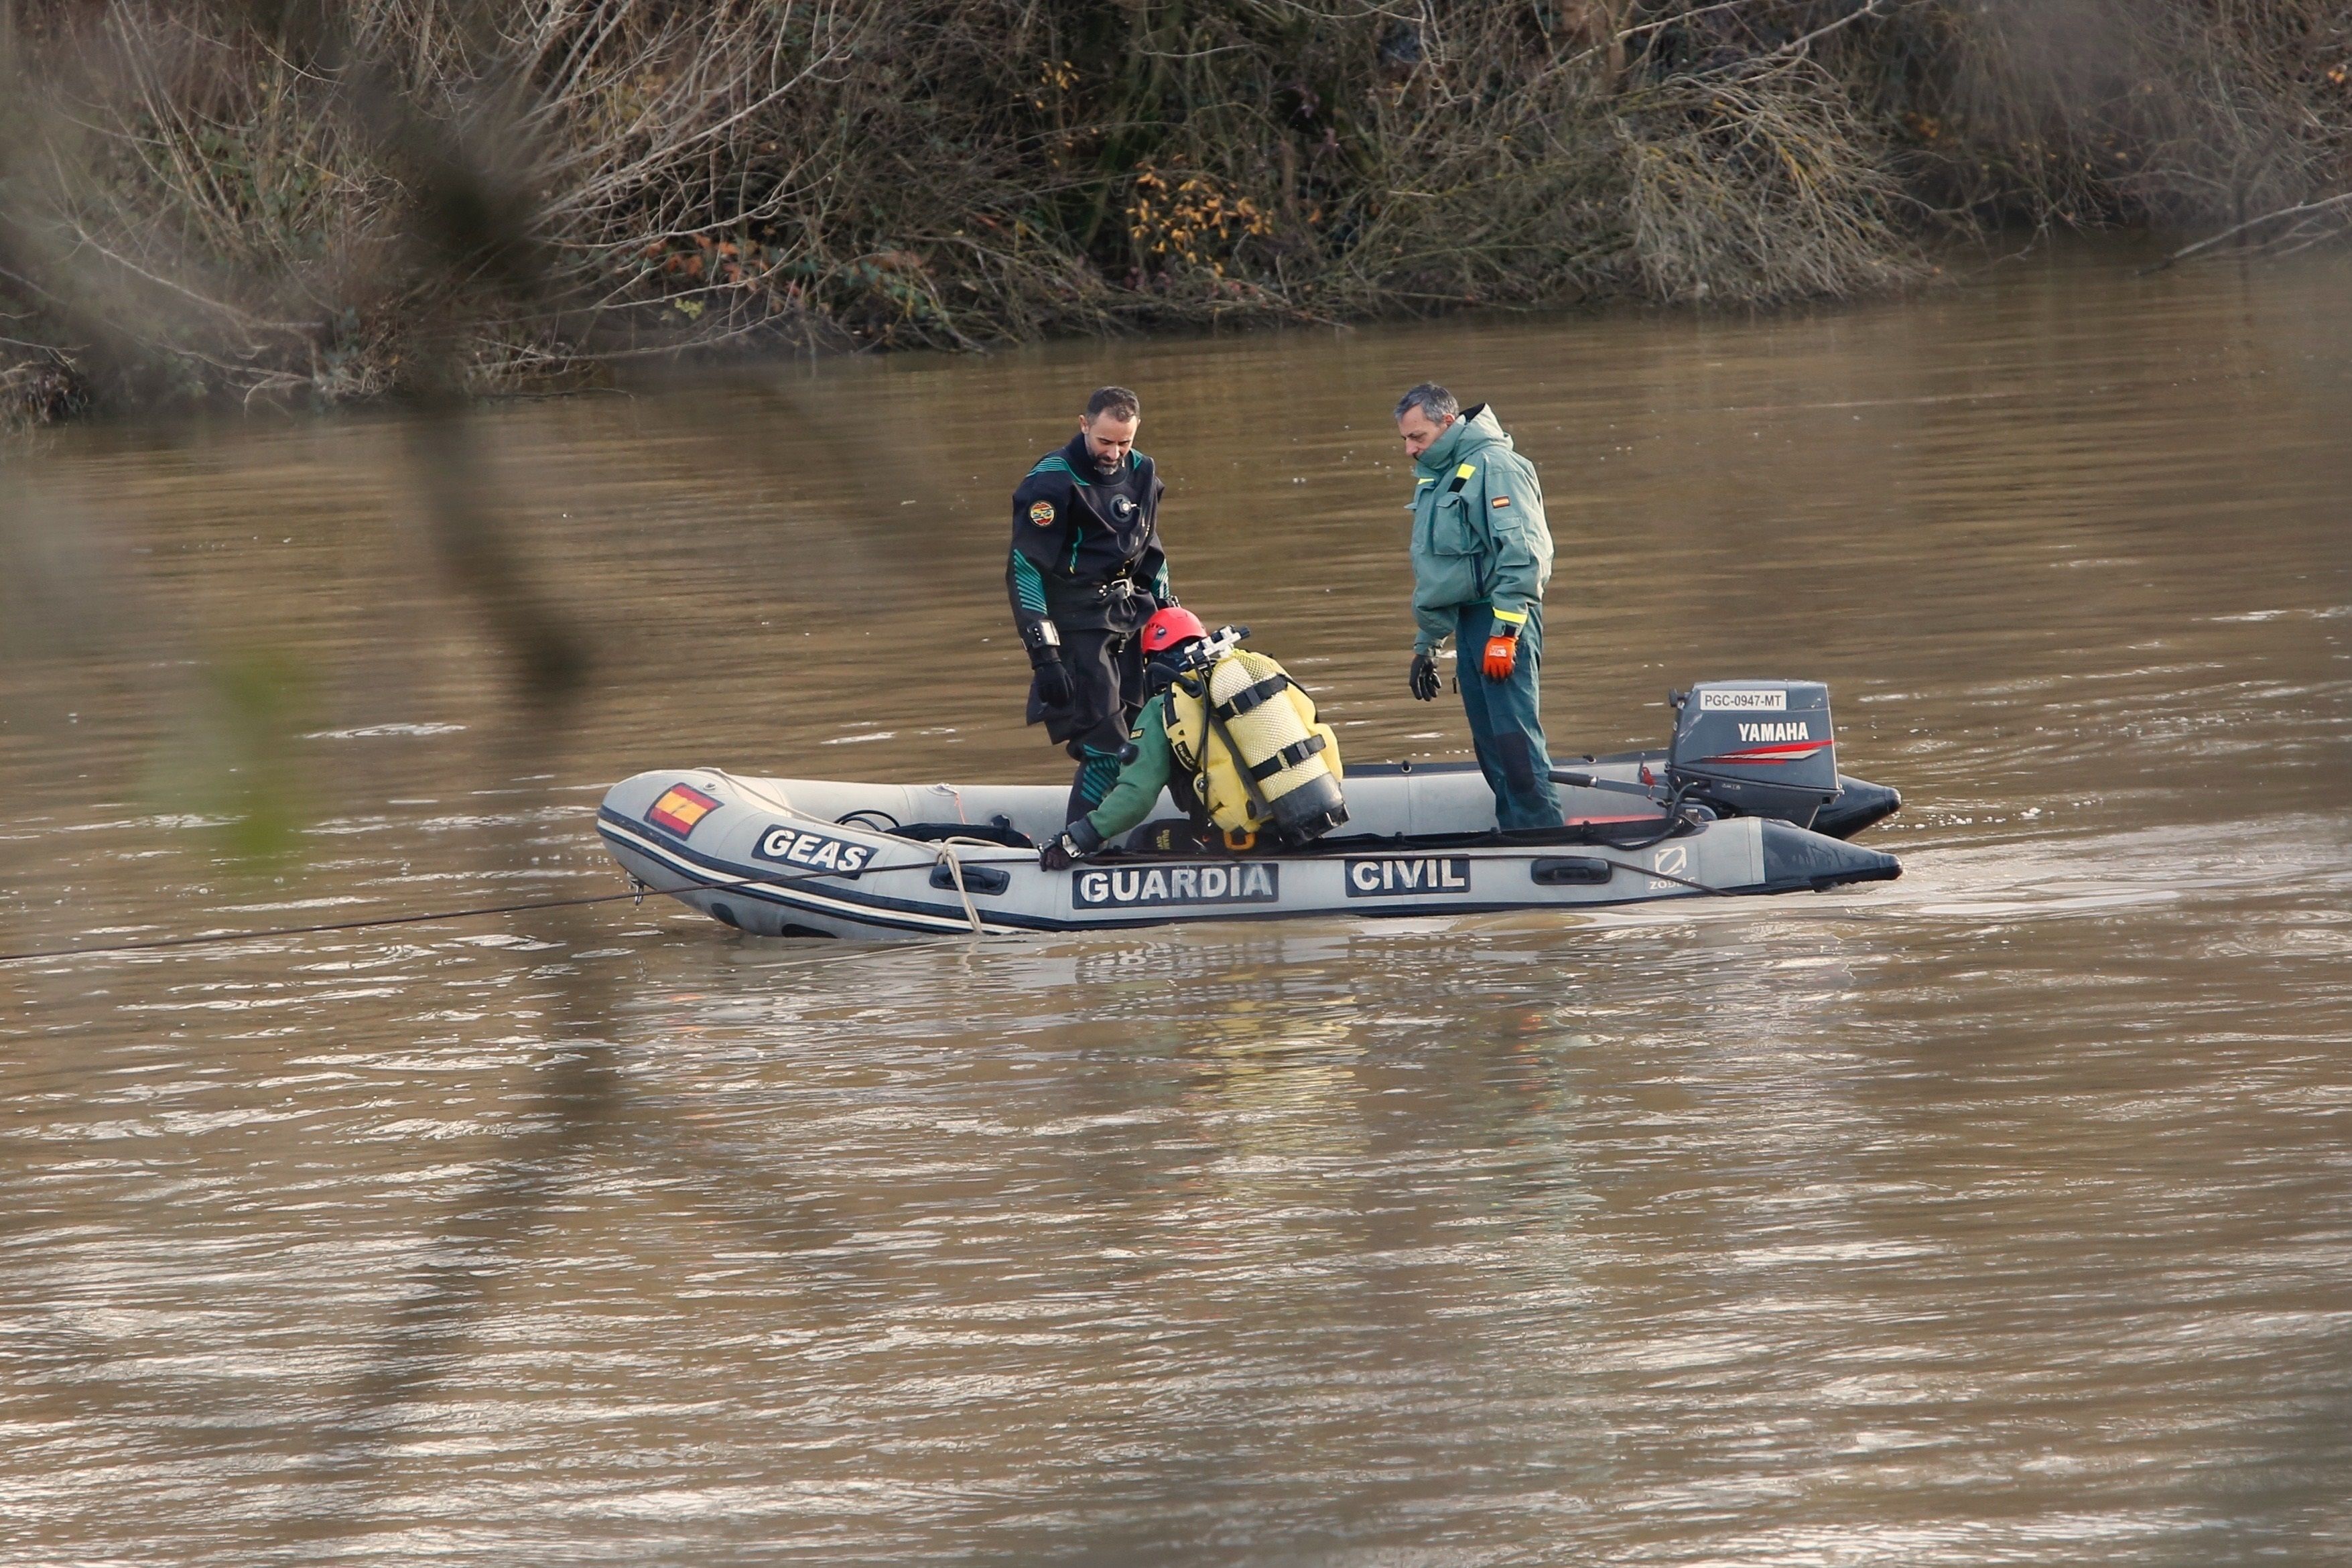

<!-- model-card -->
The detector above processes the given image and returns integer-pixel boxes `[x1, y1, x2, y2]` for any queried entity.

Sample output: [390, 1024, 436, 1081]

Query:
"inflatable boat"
[596, 680, 1902, 940]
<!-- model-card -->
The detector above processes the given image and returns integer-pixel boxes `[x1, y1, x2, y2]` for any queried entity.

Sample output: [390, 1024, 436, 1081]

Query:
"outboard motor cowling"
[1667, 681, 1840, 829]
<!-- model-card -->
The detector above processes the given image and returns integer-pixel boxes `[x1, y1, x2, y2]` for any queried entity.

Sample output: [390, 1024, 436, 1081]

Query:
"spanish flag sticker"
[1028, 500, 1056, 526]
[1492, 495, 1512, 509]
[647, 782, 721, 838]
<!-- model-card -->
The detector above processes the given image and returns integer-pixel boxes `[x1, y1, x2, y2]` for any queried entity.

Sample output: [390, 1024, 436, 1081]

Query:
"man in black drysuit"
[1007, 385, 1176, 823]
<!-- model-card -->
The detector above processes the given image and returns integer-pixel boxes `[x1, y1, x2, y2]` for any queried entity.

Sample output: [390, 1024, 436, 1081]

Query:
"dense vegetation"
[2, 0, 2347, 422]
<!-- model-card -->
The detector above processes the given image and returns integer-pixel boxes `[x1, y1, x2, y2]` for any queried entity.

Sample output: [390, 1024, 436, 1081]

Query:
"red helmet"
[1140, 606, 1207, 655]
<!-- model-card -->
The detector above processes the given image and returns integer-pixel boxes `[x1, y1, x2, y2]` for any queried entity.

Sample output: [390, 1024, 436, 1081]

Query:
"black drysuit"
[1006, 433, 1173, 820]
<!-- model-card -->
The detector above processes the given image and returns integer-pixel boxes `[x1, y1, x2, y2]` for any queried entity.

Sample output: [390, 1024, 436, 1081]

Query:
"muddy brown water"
[2, 243, 2349, 1565]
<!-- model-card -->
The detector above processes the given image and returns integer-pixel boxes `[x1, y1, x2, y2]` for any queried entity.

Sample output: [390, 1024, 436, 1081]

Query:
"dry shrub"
[1, 0, 2347, 420]
[0, 0, 899, 414]
[1029, 3, 1628, 319]
[1621, 64, 1920, 303]
[1859, 0, 2352, 239]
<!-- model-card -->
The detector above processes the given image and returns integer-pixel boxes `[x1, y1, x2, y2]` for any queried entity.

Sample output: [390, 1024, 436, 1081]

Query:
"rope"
[0, 853, 988, 966]
[706, 769, 797, 818]
[932, 842, 986, 936]
[715, 775, 988, 935]
[0, 888, 669, 964]
[929, 781, 970, 825]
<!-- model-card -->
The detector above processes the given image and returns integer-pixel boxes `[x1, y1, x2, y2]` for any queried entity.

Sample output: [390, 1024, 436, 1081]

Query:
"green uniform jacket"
[1407, 403, 1553, 653]
[1086, 692, 1178, 843]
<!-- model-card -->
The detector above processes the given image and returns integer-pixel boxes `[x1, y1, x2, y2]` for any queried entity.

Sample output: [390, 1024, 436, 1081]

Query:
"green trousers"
[1456, 602, 1561, 831]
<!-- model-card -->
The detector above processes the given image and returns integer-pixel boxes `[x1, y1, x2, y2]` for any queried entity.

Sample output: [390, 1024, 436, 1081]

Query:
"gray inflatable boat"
[595, 680, 1902, 940]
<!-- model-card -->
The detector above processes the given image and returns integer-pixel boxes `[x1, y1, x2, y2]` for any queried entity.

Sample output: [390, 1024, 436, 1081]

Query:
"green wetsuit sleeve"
[1086, 696, 1175, 842]
[1008, 467, 1078, 644]
[1007, 549, 1050, 640]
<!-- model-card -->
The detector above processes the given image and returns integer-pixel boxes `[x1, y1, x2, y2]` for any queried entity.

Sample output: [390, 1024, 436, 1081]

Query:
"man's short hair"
[1086, 386, 1141, 422]
[1395, 382, 1459, 423]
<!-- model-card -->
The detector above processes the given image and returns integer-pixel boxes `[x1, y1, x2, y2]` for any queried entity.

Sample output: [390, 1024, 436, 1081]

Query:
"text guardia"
[1075, 863, 1279, 909]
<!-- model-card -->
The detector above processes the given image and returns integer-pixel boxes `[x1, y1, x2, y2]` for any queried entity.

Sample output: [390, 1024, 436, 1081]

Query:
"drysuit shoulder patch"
[1028, 500, 1055, 526]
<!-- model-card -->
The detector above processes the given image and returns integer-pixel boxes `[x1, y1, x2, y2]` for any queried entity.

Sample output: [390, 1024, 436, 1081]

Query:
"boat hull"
[595, 769, 1900, 941]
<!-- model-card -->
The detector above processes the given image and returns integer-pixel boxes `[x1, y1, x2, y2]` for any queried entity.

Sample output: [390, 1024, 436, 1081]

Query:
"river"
[2, 242, 2349, 1565]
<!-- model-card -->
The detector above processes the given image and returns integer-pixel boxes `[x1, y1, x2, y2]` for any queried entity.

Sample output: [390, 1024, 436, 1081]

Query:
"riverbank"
[3, 0, 2345, 428]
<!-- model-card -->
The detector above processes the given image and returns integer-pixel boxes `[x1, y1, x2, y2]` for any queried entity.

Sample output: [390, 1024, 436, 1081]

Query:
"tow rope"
[0, 853, 988, 966]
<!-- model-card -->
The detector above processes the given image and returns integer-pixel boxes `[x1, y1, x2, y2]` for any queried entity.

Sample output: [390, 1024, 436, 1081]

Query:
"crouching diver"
[1039, 608, 1348, 871]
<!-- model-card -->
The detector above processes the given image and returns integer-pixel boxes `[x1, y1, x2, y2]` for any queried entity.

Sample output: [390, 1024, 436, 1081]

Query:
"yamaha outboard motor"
[1667, 681, 1841, 830]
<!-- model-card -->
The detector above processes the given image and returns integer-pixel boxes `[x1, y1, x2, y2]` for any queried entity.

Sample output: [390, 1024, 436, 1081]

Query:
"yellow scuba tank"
[1164, 635, 1348, 843]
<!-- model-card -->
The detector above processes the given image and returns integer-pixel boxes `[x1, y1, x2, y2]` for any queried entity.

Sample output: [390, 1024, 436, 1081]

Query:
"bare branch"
[2144, 189, 2352, 271]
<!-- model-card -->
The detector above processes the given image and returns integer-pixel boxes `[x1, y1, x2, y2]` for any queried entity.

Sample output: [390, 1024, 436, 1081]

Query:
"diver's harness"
[1086, 576, 1145, 606]
[1151, 625, 1348, 847]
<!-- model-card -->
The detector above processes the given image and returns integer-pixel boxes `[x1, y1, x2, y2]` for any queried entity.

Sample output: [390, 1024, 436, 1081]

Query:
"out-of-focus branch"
[2144, 188, 2352, 271]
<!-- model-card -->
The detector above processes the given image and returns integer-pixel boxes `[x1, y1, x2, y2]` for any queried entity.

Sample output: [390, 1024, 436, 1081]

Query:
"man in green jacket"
[1395, 382, 1561, 830]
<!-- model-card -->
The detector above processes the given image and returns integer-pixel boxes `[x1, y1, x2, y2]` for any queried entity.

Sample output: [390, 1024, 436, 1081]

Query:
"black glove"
[1038, 815, 1103, 871]
[1026, 620, 1072, 708]
[1039, 808, 1100, 870]
[1409, 649, 1441, 702]
[1032, 656, 1074, 710]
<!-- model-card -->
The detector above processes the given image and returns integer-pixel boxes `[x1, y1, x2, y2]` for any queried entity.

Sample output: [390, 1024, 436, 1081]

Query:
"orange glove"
[1482, 633, 1518, 681]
